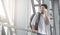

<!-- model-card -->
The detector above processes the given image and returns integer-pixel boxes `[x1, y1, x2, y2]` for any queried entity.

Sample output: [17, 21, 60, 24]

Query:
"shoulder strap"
[36, 12, 41, 24]
[37, 12, 41, 23]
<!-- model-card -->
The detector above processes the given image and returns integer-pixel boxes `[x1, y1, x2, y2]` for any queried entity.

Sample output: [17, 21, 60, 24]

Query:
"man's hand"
[32, 29, 38, 33]
[31, 25, 38, 33]
[45, 9, 47, 14]
[45, 9, 49, 25]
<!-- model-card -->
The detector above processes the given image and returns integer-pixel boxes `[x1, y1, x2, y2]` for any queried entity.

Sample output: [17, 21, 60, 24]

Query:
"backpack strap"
[35, 12, 41, 30]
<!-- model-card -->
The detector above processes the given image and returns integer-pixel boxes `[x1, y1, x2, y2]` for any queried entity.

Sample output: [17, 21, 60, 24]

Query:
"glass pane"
[49, 1, 52, 9]
[0, 0, 6, 18]
[1, 0, 15, 35]
[2, 0, 15, 25]
[31, 4, 34, 16]
[35, 6, 39, 13]
[4, 26, 8, 35]
[34, 0, 39, 4]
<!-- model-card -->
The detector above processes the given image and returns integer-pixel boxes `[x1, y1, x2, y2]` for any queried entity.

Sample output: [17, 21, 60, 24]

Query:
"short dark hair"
[41, 4, 48, 9]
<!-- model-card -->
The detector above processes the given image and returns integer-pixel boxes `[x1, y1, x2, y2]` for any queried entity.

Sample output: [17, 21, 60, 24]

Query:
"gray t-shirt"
[31, 12, 49, 34]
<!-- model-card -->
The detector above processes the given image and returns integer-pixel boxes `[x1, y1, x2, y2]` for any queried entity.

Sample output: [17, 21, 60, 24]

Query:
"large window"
[0, 0, 15, 35]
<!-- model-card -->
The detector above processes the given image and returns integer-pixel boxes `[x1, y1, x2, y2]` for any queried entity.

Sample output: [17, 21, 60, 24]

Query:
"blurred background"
[0, 0, 60, 35]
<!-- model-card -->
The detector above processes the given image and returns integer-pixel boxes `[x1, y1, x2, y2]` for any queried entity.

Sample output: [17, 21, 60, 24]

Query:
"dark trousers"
[37, 33, 46, 35]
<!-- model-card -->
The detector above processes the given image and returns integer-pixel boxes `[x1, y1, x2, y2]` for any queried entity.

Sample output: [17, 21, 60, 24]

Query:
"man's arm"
[31, 13, 38, 33]
[45, 14, 49, 25]
[45, 10, 49, 25]
[44, 10, 50, 35]
[32, 25, 38, 33]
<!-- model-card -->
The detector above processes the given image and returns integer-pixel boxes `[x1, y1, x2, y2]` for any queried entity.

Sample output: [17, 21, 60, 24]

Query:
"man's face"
[40, 6, 46, 13]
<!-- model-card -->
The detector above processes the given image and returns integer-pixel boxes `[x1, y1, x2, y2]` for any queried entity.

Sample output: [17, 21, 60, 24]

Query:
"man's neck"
[41, 12, 45, 14]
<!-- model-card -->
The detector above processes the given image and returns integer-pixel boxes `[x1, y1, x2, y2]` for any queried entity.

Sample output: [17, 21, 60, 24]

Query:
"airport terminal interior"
[0, 0, 60, 35]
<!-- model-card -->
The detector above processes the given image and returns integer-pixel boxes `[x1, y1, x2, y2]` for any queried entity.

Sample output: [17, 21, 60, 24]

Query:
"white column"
[15, 0, 31, 35]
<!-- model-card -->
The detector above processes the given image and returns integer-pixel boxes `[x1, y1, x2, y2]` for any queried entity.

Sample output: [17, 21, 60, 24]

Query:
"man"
[31, 4, 49, 35]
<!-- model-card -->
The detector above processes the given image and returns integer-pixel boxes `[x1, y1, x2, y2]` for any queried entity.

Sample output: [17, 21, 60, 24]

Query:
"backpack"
[30, 12, 41, 30]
